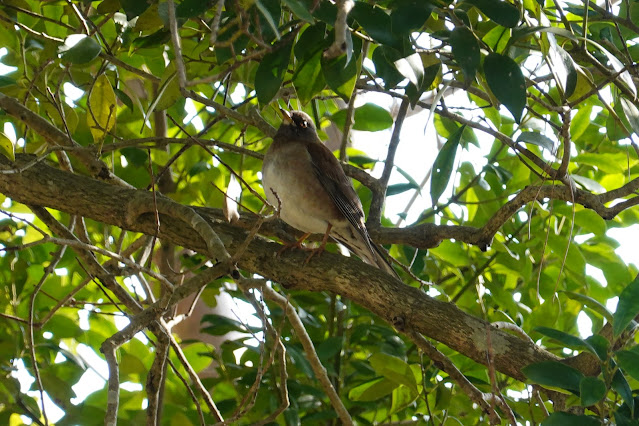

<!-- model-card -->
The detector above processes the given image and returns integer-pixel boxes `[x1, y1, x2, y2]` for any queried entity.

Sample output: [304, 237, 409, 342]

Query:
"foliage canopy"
[1, 0, 639, 424]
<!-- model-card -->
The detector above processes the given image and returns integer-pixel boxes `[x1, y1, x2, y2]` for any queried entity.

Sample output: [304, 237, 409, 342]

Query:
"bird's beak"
[279, 108, 293, 125]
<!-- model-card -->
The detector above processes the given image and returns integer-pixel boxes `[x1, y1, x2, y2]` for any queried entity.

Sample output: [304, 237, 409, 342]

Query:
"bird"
[261, 109, 398, 278]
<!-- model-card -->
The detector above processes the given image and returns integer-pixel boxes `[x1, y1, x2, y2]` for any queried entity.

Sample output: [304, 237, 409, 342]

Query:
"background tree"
[1, 0, 639, 424]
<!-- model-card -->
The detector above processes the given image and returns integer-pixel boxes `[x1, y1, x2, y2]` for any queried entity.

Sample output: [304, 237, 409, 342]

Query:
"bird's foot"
[303, 224, 332, 265]
[277, 232, 311, 256]
[303, 246, 326, 264]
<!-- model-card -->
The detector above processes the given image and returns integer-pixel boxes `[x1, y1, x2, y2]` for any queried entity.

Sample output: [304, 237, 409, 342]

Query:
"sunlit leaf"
[0, 132, 15, 162]
[87, 74, 117, 143]
[330, 103, 393, 132]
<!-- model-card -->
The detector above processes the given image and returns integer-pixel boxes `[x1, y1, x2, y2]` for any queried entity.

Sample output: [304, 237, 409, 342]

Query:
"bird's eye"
[298, 120, 308, 129]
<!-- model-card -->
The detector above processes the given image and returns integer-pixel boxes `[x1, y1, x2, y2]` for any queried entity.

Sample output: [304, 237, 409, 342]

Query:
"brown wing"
[305, 142, 375, 252]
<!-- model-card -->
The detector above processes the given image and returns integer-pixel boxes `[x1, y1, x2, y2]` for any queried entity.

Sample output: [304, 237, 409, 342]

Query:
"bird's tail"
[332, 232, 399, 279]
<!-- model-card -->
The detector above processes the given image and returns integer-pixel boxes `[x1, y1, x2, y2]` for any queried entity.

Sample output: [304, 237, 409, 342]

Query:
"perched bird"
[262, 109, 398, 278]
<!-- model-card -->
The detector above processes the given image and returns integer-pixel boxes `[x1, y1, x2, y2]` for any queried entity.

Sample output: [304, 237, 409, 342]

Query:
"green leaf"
[484, 53, 527, 123]
[348, 377, 398, 401]
[59, 35, 102, 64]
[351, 2, 402, 48]
[120, 0, 152, 19]
[200, 314, 259, 335]
[330, 103, 394, 132]
[114, 87, 133, 111]
[580, 376, 606, 406]
[282, 0, 314, 22]
[87, 74, 117, 143]
[369, 353, 417, 391]
[585, 335, 610, 361]
[465, 0, 520, 27]
[322, 37, 361, 101]
[41, 371, 76, 405]
[390, 384, 419, 414]
[390, 0, 434, 34]
[616, 350, 639, 381]
[0, 75, 17, 88]
[431, 125, 464, 205]
[534, 327, 596, 355]
[522, 360, 584, 393]
[255, 0, 281, 40]
[255, 39, 293, 104]
[176, 0, 213, 19]
[563, 291, 613, 322]
[611, 368, 634, 412]
[517, 131, 555, 151]
[372, 45, 405, 89]
[613, 276, 639, 337]
[541, 412, 601, 426]
[451, 27, 480, 81]
[316, 336, 344, 362]
[293, 51, 325, 105]
[0, 132, 15, 162]
[387, 182, 420, 196]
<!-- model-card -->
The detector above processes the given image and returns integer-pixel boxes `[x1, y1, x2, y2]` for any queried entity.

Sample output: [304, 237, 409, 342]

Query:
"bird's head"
[274, 109, 320, 143]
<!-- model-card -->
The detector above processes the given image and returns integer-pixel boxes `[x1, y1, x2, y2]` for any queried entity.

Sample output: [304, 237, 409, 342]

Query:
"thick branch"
[0, 154, 567, 381]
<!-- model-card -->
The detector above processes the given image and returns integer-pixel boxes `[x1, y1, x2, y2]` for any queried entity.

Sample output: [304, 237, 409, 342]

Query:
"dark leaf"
[465, 0, 520, 28]
[522, 360, 584, 392]
[351, 2, 402, 49]
[580, 376, 606, 406]
[611, 368, 634, 412]
[59, 36, 102, 64]
[451, 27, 480, 81]
[387, 182, 420, 196]
[431, 125, 464, 205]
[0, 75, 16, 88]
[255, 39, 293, 104]
[541, 412, 601, 426]
[282, 0, 314, 22]
[534, 326, 597, 355]
[616, 350, 639, 381]
[484, 53, 526, 123]
[613, 276, 639, 337]
[372, 45, 405, 88]
[120, 0, 151, 19]
[390, 0, 435, 34]
[176, 0, 213, 19]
